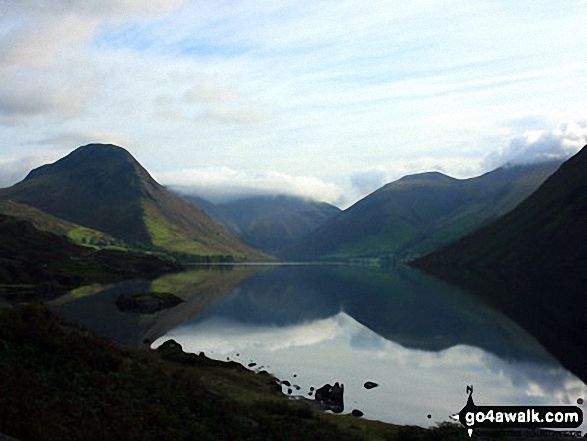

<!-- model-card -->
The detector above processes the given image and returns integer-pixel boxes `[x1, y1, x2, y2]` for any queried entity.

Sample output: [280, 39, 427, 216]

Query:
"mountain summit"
[413, 145, 587, 271]
[0, 144, 267, 260]
[286, 161, 561, 260]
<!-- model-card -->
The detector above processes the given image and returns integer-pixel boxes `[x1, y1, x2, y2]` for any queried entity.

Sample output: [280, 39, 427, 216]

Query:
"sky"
[1, 0, 586, 208]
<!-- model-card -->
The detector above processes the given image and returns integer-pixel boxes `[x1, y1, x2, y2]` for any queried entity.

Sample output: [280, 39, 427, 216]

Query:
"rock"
[281, 380, 291, 387]
[364, 381, 378, 390]
[352, 409, 364, 418]
[115, 291, 183, 314]
[248, 362, 257, 368]
[314, 382, 344, 413]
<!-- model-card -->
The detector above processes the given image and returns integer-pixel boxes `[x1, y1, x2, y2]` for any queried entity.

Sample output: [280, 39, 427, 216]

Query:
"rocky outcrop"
[314, 382, 344, 413]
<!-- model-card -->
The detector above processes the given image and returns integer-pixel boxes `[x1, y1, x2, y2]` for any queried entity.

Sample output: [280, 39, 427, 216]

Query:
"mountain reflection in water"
[152, 265, 586, 427]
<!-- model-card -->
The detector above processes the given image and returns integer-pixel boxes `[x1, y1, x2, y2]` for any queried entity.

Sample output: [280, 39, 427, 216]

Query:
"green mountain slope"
[0, 213, 180, 300]
[0, 144, 269, 261]
[181, 194, 341, 254]
[286, 161, 560, 260]
[0, 200, 123, 248]
[410, 146, 587, 384]
[412, 145, 587, 271]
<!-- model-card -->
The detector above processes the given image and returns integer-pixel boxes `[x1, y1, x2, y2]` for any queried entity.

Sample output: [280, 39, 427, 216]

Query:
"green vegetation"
[412, 146, 587, 271]
[411, 146, 587, 385]
[0, 305, 469, 441]
[286, 162, 560, 261]
[0, 200, 125, 249]
[0, 213, 181, 301]
[0, 144, 271, 262]
[143, 201, 216, 255]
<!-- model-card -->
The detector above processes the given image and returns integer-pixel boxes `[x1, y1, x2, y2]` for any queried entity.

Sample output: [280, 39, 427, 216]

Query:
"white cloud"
[154, 81, 269, 125]
[350, 169, 388, 195]
[482, 121, 587, 169]
[0, 0, 186, 126]
[0, 0, 586, 200]
[0, 73, 93, 123]
[0, 150, 66, 188]
[156, 166, 342, 205]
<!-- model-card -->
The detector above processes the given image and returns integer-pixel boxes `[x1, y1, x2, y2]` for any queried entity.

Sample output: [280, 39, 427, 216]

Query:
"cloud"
[0, 74, 92, 123]
[157, 313, 349, 355]
[183, 83, 239, 104]
[156, 166, 342, 205]
[0, 150, 66, 188]
[344, 156, 482, 207]
[155, 81, 269, 125]
[0, 1, 184, 67]
[483, 121, 587, 169]
[0, 132, 134, 188]
[0, 0, 186, 125]
[350, 169, 389, 195]
[25, 131, 133, 152]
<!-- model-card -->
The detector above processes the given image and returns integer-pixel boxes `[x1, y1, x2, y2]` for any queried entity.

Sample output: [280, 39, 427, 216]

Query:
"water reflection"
[52, 265, 264, 345]
[152, 265, 586, 427]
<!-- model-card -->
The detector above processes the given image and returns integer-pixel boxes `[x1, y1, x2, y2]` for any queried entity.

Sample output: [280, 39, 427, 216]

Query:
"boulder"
[314, 382, 344, 413]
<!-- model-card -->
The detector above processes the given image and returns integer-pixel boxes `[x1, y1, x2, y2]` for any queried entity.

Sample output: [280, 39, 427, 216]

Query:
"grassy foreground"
[0, 305, 468, 441]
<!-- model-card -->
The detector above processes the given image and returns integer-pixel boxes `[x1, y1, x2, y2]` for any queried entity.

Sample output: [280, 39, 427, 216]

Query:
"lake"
[53, 264, 587, 428]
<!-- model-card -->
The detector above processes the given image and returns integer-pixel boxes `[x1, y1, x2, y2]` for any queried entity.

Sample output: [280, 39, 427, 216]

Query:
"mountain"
[0, 213, 180, 301]
[285, 161, 561, 261]
[0, 200, 123, 248]
[0, 144, 268, 261]
[410, 146, 587, 384]
[412, 145, 587, 272]
[180, 194, 341, 254]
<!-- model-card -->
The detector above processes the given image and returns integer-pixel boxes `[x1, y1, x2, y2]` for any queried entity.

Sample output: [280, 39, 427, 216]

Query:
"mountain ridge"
[412, 145, 587, 271]
[0, 144, 269, 261]
[178, 193, 341, 254]
[285, 161, 562, 260]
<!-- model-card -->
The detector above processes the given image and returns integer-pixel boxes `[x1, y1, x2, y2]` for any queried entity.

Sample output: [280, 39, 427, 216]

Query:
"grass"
[0, 304, 469, 441]
[143, 203, 217, 255]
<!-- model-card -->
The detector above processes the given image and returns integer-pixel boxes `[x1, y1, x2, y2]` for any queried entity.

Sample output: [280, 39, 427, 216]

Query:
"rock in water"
[364, 381, 378, 390]
[115, 291, 183, 314]
[351, 409, 364, 418]
[314, 382, 344, 413]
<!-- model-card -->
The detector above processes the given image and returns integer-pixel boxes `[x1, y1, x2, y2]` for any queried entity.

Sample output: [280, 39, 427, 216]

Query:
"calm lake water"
[54, 264, 587, 428]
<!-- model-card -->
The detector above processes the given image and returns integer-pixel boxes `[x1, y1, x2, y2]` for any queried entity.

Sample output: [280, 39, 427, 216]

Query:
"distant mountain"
[286, 161, 561, 260]
[0, 144, 268, 261]
[179, 194, 341, 254]
[412, 145, 587, 272]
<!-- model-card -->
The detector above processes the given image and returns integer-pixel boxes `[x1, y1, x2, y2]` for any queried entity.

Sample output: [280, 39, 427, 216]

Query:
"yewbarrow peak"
[0, 144, 268, 260]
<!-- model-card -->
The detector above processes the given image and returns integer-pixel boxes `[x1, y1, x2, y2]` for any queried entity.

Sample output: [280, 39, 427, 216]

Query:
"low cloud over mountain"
[483, 121, 587, 169]
[158, 167, 342, 206]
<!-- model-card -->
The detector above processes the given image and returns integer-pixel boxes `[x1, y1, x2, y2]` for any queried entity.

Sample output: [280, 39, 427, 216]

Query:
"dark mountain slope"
[413, 145, 587, 271]
[0, 200, 122, 248]
[179, 194, 341, 254]
[0, 144, 268, 261]
[286, 161, 560, 260]
[0, 213, 180, 301]
[410, 146, 587, 384]
[2, 144, 152, 243]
